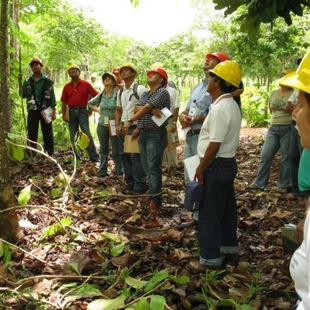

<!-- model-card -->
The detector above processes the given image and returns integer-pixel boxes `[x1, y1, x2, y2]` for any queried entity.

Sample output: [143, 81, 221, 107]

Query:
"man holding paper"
[123, 67, 170, 220]
[189, 61, 242, 272]
[20, 57, 56, 156]
[115, 63, 148, 193]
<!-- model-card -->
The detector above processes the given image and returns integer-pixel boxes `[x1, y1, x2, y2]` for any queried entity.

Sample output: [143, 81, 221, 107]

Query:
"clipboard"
[124, 135, 140, 153]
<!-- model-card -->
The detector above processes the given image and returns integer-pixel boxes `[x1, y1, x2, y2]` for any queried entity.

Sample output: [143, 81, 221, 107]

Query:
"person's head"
[204, 51, 230, 74]
[101, 72, 117, 88]
[146, 67, 168, 88]
[90, 72, 97, 82]
[29, 57, 43, 74]
[279, 70, 295, 91]
[112, 66, 123, 83]
[67, 64, 81, 78]
[119, 63, 137, 80]
[207, 60, 242, 96]
[151, 62, 164, 69]
[280, 51, 310, 148]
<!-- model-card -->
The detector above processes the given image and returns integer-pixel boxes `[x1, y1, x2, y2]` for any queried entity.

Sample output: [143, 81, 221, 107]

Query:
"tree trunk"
[0, 0, 21, 243]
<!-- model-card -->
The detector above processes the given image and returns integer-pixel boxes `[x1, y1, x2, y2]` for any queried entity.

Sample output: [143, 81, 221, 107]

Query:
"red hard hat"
[112, 66, 120, 74]
[206, 51, 230, 62]
[29, 57, 43, 67]
[147, 68, 168, 87]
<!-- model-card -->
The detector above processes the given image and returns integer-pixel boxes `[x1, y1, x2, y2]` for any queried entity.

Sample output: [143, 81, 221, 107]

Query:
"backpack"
[98, 84, 139, 104]
[118, 83, 140, 105]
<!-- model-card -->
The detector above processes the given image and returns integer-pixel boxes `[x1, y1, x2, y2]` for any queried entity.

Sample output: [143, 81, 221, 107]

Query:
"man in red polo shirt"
[61, 64, 99, 162]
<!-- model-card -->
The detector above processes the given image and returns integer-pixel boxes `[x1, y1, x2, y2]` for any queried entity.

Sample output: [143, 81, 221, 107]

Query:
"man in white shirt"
[115, 63, 148, 193]
[188, 61, 242, 272]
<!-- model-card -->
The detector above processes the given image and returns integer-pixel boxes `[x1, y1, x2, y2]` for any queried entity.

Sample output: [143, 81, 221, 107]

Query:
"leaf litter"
[2, 128, 304, 309]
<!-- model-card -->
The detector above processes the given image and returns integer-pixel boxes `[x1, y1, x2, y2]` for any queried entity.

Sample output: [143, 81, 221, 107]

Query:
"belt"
[187, 129, 201, 135]
[69, 106, 86, 110]
[140, 127, 165, 133]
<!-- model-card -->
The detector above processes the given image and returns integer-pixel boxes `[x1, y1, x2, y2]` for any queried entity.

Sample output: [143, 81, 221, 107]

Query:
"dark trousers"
[27, 110, 54, 155]
[198, 157, 239, 265]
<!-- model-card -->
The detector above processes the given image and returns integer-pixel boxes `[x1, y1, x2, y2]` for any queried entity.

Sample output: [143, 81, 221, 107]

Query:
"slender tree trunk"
[0, 0, 21, 243]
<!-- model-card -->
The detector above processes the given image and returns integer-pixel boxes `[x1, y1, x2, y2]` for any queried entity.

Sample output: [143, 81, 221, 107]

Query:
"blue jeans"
[184, 132, 200, 183]
[138, 129, 167, 205]
[254, 124, 292, 189]
[97, 125, 123, 176]
[199, 157, 239, 266]
[68, 108, 99, 161]
[119, 129, 147, 191]
[289, 124, 303, 193]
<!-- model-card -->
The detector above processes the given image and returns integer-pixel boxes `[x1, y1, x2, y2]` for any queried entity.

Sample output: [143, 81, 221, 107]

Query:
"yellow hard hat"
[279, 70, 296, 86]
[68, 64, 80, 72]
[279, 51, 310, 94]
[119, 63, 137, 73]
[209, 60, 242, 87]
[102, 72, 117, 85]
[151, 62, 164, 69]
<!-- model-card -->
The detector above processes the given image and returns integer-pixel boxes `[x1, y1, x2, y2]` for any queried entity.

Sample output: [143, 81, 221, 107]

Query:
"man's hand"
[179, 113, 192, 128]
[152, 108, 162, 118]
[123, 121, 131, 135]
[132, 128, 140, 140]
[52, 108, 56, 121]
[116, 125, 122, 136]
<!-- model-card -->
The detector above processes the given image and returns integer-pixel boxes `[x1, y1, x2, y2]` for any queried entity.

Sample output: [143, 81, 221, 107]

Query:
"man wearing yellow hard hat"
[280, 51, 310, 310]
[115, 63, 148, 194]
[61, 64, 99, 162]
[188, 60, 242, 272]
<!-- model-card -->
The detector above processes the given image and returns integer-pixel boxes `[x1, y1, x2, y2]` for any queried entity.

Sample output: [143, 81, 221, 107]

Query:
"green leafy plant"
[39, 217, 72, 241]
[0, 243, 11, 263]
[242, 88, 270, 126]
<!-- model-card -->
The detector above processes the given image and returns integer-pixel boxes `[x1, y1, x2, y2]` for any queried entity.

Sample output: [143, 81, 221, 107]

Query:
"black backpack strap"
[118, 86, 124, 105]
[129, 83, 140, 101]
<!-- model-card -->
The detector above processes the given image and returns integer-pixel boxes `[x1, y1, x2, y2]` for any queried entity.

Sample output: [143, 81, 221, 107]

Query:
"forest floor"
[1, 127, 305, 309]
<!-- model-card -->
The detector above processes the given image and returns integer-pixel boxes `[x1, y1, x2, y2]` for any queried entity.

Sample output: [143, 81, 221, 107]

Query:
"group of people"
[19, 52, 310, 308]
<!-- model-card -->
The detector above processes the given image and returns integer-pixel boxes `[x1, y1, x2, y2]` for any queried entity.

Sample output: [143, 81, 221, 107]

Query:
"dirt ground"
[240, 126, 267, 137]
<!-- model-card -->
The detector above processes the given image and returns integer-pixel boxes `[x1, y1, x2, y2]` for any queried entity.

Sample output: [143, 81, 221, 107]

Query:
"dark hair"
[209, 72, 237, 93]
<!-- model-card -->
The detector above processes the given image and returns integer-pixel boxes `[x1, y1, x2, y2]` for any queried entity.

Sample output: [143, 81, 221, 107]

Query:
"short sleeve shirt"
[116, 82, 147, 122]
[198, 95, 241, 159]
[136, 87, 170, 129]
[186, 79, 213, 131]
[61, 79, 98, 107]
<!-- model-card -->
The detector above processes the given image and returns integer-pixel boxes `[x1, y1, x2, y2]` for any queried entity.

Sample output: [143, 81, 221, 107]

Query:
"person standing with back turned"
[61, 64, 99, 162]
[20, 57, 56, 156]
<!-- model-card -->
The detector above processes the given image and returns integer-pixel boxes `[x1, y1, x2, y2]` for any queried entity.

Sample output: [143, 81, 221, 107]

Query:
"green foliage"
[0, 243, 11, 263]
[17, 184, 32, 206]
[39, 217, 72, 241]
[74, 131, 91, 151]
[213, 0, 310, 37]
[242, 87, 270, 126]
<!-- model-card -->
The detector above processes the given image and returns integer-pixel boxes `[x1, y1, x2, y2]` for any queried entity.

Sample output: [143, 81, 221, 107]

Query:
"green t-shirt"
[298, 149, 310, 192]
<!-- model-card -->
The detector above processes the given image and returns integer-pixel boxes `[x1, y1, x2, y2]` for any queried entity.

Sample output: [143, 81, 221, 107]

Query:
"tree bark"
[0, 0, 21, 243]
